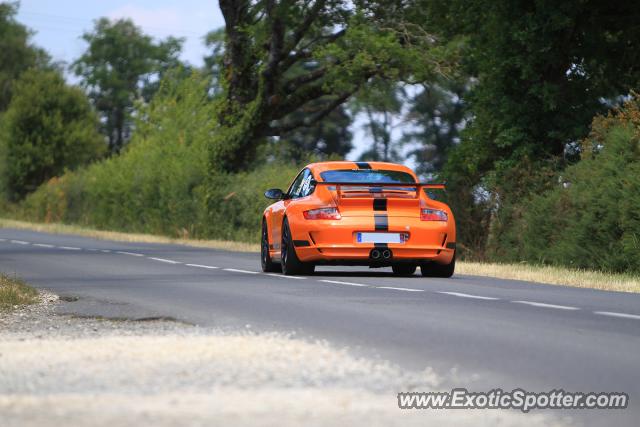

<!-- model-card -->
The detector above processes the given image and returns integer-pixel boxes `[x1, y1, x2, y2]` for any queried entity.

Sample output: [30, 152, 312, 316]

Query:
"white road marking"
[186, 263, 219, 270]
[224, 268, 260, 274]
[266, 273, 306, 279]
[438, 291, 500, 300]
[512, 300, 579, 310]
[148, 257, 181, 264]
[10, 240, 29, 245]
[116, 251, 144, 257]
[86, 248, 100, 252]
[319, 279, 369, 287]
[59, 246, 81, 251]
[33, 243, 55, 248]
[377, 286, 424, 292]
[594, 311, 640, 320]
[0, 238, 6, 241]
[101, 249, 112, 253]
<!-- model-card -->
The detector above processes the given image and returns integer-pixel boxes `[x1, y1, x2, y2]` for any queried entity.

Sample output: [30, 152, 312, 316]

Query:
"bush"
[492, 95, 640, 272]
[18, 72, 301, 242]
[0, 69, 104, 200]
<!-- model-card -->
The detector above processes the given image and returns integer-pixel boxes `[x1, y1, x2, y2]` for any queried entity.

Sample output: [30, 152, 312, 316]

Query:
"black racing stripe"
[374, 214, 388, 231]
[355, 161, 372, 169]
[373, 198, 387, 211]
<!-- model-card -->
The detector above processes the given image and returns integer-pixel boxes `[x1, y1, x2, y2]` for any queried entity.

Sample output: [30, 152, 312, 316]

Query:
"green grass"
[0, 274, 38, 310]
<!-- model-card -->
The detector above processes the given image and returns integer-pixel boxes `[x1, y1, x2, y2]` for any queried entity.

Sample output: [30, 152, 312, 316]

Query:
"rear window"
[320, 169, 415, 184]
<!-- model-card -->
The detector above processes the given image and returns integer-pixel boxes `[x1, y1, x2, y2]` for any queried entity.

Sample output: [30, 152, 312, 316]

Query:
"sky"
[12, 0, 388, 162]
[16, 0, 224, 67]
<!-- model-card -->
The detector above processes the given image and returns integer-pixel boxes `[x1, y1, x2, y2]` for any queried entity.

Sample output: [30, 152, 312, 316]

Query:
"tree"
[449, 0, 640, 178]
[0, 69, 104, 200]
[401, 78, 469, 176]
[204, 27, 353, 162]
[73, 18, 183, 154]
[209, 0, 453, 172]
[203, 28, 225, 96]
[419, 0, 640, 255]
[351, 79, 406, 162]
[0, 2, 50, 110]
[274, 103, 353, 162]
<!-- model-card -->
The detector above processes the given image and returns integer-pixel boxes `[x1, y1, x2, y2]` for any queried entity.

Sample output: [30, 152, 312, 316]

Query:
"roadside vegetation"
[0, 274, 38, 310]
[488, 96, 640, 273]
[0, 2, 639, 278]
[13, 74, 301, 243]
[457, 262, 640, 294]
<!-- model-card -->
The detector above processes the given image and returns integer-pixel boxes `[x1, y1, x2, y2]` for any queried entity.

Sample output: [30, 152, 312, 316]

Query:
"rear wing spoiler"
[311, 180, 445, 198]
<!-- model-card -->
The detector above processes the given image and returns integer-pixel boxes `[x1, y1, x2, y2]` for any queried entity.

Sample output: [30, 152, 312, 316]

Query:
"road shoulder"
[0, 289, 562, 427]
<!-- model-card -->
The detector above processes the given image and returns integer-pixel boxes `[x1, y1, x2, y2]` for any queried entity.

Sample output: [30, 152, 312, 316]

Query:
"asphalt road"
[2, 227, 639, 425]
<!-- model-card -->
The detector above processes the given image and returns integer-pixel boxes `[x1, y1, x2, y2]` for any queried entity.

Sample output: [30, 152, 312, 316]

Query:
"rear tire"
[281, 217, 315, 275]
[392, 264, 417, 276]
[420, 251, 455, 278]
[261, 219, 281, 273]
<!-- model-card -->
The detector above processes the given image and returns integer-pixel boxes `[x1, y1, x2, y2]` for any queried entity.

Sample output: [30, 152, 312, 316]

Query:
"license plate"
[357, 232, 402, 244]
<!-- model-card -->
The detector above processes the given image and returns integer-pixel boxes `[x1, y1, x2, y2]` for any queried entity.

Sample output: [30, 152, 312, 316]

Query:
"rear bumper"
[290, 215, 455, 265]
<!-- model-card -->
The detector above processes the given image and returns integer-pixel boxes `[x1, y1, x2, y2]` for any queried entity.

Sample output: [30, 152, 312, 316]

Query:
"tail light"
[421, 209, 448, 221]
[303, 207, 341, 220]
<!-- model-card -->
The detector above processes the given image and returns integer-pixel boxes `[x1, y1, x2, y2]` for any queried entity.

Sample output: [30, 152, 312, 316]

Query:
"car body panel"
[263, 161, 456, 265]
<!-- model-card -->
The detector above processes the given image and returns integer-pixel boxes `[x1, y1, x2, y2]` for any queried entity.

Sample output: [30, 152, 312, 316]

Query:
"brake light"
[303, 207, 341, 220]
[421, 209, 448, 221]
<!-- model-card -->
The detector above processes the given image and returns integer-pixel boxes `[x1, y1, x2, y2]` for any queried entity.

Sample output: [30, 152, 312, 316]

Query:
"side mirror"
[264, 188, 285, 200]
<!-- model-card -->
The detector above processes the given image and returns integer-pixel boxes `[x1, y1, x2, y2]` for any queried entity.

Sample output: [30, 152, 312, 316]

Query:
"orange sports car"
[261, 161, 456, 277]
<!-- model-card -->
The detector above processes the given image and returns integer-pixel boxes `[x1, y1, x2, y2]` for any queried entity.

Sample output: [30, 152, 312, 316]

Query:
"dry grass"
[457, 261, 640, 293]
[2, 218, 638, 293]
[0, 218, 260, 253]
[0, 274, 38, 310]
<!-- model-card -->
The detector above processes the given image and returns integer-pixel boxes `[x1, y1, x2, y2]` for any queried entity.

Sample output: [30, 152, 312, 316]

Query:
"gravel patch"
[0, 291, 572, 427]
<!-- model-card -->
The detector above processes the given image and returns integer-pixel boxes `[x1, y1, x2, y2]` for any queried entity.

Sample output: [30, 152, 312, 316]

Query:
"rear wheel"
[281, 218, 315, 275]
[420, 251, 455, 278]
[392, 264, 417, 276]
[261, 219, 281, 272]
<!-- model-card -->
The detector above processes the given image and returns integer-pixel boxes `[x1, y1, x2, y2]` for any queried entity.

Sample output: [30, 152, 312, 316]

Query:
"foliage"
[209, 0, 454, 173]
[274, 103, 353, 163]
[490, 95, 640, 272]
[0, 69, 104, 200]
[203, 31, 355, 163]
[18, 73, 301, 242]
[432, 0, 640, 167]
[73, 18, 184, 153]
[351, 79, 405, 162]
[426, 0, 640, 254]
[0, 1, 50, 110]
[401, 78, 469, 176]
[203, 28, 225, 96]
[273, 60, 354, 162]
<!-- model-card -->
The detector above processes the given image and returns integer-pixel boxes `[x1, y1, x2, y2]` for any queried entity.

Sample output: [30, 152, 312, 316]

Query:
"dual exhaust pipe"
[370, 248, 392, 260]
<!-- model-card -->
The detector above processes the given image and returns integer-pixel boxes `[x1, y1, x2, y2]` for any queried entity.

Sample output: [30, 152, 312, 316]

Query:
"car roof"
[307, 161, 417, 179]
